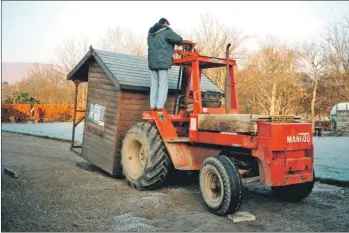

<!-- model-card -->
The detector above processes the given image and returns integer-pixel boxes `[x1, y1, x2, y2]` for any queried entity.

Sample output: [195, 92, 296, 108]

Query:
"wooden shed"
[67, 46, 222, 176]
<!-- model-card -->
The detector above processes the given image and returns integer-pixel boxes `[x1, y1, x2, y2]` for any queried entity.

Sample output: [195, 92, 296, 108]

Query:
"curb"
[2, 130, 72, 143]
[2, 130, 349, 187]
[315, 177, 349, 187]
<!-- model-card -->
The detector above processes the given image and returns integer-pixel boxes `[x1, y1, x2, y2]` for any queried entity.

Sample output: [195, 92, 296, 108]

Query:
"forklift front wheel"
[199, 155, 243, 216]
[121, 122, 172, 190]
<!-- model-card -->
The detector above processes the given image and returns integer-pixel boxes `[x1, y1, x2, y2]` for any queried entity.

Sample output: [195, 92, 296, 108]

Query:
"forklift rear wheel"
[121, 122, 172, 190]
[272, 171, 315, 201]
[199, 155, 243, 216]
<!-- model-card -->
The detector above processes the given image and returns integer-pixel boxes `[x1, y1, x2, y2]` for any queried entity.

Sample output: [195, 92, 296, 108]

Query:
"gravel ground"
[3, 123, 349, 181]
[1, 132, 349, 232]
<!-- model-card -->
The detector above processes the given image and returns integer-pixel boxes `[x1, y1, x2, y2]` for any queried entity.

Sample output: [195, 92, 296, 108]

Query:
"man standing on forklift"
[147, 18, 183, 111]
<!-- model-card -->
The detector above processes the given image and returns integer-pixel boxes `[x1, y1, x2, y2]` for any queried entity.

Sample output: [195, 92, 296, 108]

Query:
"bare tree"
[2, 82, 17, 101]
[58, 36, 90, 72]
[237, 38, 304, 116]
[56, 36, 91, 108]
[99, 26, 145, 55]
[124, 30, 146, 56]
[195, 13, 248, 58]
[100, 27, 124, 52]
[300, 42, 325, 131]
[194, 14, 249, 90]
[324, 18, 349, 100]
[20, 64, 75, 104]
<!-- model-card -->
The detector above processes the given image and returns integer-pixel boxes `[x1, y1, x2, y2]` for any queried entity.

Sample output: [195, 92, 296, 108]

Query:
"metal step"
[238, 169, 249, 175]
[167, 137, 190, 143]
[242, 176, 260, 184]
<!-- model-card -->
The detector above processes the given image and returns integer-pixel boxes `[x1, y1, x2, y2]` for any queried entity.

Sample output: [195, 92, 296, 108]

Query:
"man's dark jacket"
[147, 23, 183, 70]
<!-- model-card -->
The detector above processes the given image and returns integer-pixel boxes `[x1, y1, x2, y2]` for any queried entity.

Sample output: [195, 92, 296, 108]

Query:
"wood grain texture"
[82, 61, 119, 175]
[198, 114, 260, 133]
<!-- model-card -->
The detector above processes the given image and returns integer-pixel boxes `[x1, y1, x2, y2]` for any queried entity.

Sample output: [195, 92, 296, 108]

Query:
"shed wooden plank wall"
[115, 91, 176, 156]
[82, 62, 120, 174]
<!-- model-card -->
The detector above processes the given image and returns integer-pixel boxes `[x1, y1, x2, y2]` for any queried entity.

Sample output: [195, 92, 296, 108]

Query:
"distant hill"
[2, 62, 55, 85]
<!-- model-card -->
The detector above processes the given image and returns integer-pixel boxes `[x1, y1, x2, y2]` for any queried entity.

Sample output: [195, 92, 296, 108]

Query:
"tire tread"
[200, 154, 243, 216]
[122, 122, 172, 191]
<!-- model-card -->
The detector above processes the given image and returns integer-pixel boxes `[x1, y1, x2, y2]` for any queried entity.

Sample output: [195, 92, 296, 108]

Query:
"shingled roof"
[67, 47, 223, 93]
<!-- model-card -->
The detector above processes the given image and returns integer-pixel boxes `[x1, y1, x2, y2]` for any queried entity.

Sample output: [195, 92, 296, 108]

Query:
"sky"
[2, 1, 349, 65]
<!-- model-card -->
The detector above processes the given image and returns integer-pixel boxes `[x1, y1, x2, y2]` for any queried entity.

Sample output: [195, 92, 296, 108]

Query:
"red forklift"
[121, 41, 315, 216]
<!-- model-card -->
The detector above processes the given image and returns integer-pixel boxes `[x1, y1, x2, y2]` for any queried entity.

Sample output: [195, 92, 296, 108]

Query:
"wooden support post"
[242, 176, 260, 184]
[71, 80, 80, 148]
[74, 115, 86, 128]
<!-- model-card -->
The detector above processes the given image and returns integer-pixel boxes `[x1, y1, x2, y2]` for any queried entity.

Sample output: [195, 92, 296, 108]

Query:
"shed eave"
[67, 48, 121, 91]
[67, 49, 93, 81]
[91, 50, 121, 90]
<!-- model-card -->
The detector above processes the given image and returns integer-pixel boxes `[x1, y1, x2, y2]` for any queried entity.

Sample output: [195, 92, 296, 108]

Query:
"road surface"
[1, 132, 349, 232]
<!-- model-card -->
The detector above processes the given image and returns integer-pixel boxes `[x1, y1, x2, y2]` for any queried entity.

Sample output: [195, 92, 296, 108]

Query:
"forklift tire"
[121, 122, 172, 191]
[199, 155, 243, 216]
[272, 171, 315, 201]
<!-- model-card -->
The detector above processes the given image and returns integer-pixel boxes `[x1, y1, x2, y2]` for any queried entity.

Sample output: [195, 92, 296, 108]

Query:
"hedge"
[1, 104, 31, 122]
[1, 104, 85, 122]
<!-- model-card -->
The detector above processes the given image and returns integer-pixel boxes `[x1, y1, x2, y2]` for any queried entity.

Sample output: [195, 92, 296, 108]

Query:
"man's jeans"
[150, 69, 168, 109]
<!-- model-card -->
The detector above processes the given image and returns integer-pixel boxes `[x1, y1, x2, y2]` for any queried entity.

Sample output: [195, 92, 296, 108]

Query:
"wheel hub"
[204, 170, 223, 205]
[199, 155, 243, 216]
[125, 140, 146, 180]
[139, 147, 146, 167]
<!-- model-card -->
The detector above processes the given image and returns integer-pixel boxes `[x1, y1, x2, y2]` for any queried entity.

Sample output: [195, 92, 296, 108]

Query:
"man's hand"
[183, 40, 195, 45]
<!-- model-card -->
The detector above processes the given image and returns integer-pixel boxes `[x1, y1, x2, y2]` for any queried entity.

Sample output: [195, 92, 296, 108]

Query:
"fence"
[1, 104, 85, 122]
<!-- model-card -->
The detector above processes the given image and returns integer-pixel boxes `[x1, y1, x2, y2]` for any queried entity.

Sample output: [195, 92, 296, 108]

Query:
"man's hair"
[159, 18, 170, 25]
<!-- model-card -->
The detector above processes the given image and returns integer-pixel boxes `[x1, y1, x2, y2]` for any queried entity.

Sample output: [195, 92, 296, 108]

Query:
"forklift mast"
[173, 40, 238, 115]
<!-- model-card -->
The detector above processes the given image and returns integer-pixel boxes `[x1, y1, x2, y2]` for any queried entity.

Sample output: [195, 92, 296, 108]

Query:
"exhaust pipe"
[225, 43, 231, 114]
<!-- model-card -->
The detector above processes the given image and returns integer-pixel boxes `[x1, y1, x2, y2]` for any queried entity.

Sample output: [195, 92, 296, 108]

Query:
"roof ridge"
[68, 47, 223, 94]
[94, 49, 147, 58]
